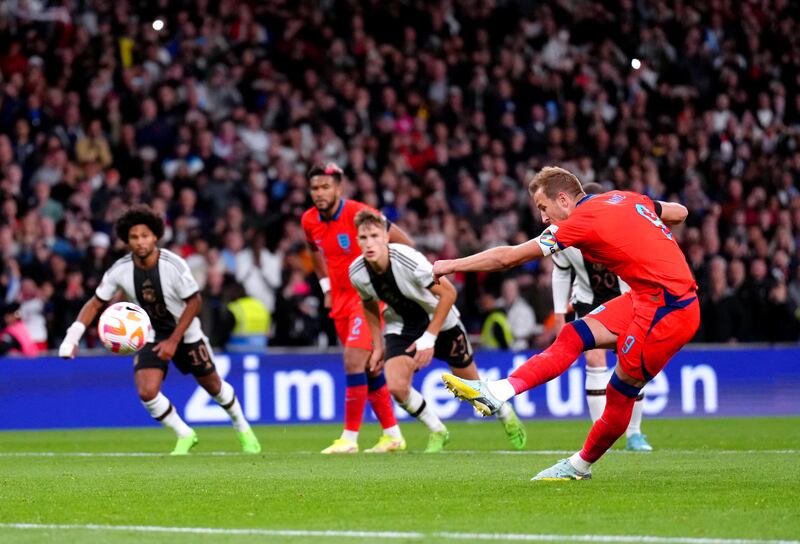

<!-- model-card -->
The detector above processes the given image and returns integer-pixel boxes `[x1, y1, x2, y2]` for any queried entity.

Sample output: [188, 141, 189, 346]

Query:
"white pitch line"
[0, 523, 797, 544]
[0, 449, 797, 458]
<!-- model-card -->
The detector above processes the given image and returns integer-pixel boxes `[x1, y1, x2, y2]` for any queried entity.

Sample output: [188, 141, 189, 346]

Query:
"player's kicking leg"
[135, 345, 198, 455]
[450, 364, 526, 450]
[444, 315, 621, 478]
[384, 351, 447, 453]
[185, 339, 261, 454]
[436, 325, 526, 450]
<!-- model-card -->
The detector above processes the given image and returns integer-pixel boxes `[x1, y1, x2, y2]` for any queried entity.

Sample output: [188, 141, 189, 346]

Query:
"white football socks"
[213, 381, 251, 433]
[142, 392, 194, 438]
[569, 451, 593, 473]
[400, 387, 445, 432]
[487, 379, 516, 403]
[626, 396, 644, 437]
[340, 430, 359, 443]
[585, 366, 609, 422]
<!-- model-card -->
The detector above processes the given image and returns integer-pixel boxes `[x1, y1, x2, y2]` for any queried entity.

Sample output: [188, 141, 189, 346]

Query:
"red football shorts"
[585, 289, 700, 381]
[334, 306, 374, 351]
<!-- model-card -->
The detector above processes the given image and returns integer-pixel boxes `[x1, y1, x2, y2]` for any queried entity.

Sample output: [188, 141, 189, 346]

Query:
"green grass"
[0, 418, 798, 544]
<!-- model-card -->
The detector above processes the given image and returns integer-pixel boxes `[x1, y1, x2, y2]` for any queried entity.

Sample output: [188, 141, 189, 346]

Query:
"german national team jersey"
[537, 191, 696, 296]
[349, 243, 461, 336]
[95, 249, 203, 342]
[302, 199, 385, 320]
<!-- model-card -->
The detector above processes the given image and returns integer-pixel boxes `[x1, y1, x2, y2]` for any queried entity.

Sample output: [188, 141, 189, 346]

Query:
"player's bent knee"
[343, 348, 369, 373]
[197, 373, 222, 396]
[137, 386, 160, 402]
[384, 357, 413, 400]
[388, 382, 410, 401]
[565, 320, 597, 351]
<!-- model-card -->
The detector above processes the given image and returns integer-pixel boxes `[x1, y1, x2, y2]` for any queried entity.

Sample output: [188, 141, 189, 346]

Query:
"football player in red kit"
[302, 163, 414, 453]
[434, 166, 699, 479]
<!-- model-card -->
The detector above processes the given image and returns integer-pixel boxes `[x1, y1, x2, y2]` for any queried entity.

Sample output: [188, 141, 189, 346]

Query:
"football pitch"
[0, 418, 797, 544]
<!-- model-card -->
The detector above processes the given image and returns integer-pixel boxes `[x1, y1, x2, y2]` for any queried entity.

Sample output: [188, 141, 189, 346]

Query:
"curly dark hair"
[115, 205, 165, 243]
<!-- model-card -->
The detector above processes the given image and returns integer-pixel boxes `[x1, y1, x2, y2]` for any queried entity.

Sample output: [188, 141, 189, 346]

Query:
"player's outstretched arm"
[432, 238, 545, 282]
[59, 295, 107, 358]
[657, 201, 688, 225]
[388, 223, 415, 247]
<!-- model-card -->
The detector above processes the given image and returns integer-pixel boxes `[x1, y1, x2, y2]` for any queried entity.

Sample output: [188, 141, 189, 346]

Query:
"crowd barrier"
[1, 347, 797, 429]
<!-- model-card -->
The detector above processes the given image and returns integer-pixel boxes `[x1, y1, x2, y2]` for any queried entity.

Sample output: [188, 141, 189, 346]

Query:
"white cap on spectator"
[90, 232, 110, 249]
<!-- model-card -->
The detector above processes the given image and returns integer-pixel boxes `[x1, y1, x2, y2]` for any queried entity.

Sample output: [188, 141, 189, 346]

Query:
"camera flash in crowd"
[152, 19, 164, 31]
[631, 58, 642, 70]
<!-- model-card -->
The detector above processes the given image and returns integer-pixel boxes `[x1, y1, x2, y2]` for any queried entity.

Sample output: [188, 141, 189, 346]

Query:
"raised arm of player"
[58, 295, 108, 358]
[308, 243, 332, 309]
[432, 238, 544, 282]
[388, 223, 415, 247]
[362, 298, 384, 372]
[406, 277, 457, 367]
[153, 292, 201, 361]
[656, 201, 688, 226]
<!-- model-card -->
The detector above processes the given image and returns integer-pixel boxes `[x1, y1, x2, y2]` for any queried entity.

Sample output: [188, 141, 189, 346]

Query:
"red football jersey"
[538, 191, 696, 296]
[302, 199, 379, 320]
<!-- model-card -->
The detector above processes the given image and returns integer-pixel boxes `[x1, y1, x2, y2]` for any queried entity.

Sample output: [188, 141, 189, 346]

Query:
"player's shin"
[577, 373, 639, 466]
[142, 392, 194, 438]
[585, 366, 609, 422]
[343, 372, 369, 442]
[213, 380, 250, 432]
[508, 321, 593, 394]
[400, 387, 445, 432]
[368, 372, 402, 438]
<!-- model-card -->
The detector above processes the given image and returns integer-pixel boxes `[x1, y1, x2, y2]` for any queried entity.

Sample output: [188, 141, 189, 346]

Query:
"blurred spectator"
[226, 282, 270, 352]
[199, 268, 236, 349]
[234, 231, 282, 314]
[0, 302, 39, 356]
[478, 291, 513, 350]
[500, 277, 541, 350]
[272, 269, 322, 347]
[75, 119, 112, 168]
[697, 257, 746, 343]
[17, 279, 47, 350]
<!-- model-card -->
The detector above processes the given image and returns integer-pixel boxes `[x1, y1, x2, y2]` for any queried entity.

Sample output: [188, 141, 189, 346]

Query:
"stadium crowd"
[1, 0, 800, 353]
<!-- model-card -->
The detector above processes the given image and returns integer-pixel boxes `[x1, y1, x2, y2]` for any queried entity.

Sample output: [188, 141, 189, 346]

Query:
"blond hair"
[528, 166, 584, 199]
[354, 209, 387, 231]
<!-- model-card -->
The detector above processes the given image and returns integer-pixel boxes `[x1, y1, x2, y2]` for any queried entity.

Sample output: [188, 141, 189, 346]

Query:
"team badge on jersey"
[141, 279, 157, 303]
[337, 234, 351, 250]
[607, 194, 626, 204]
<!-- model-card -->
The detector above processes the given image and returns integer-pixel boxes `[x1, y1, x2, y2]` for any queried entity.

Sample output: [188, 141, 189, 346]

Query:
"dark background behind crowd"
[1, 0, 799, 352]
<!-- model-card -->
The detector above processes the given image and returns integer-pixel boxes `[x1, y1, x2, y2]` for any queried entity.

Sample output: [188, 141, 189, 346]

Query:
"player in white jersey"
[348, 210, 527, 452]
[551, 183, 651, 452]
[58, 205, 261, 455]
